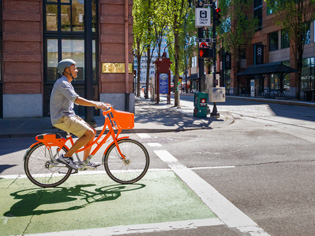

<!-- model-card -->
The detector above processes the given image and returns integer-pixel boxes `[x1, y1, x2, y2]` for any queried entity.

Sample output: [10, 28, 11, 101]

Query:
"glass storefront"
[43, 0, 98, 116]
[269, 61, 290, 92]
[301, 57, 315, 91]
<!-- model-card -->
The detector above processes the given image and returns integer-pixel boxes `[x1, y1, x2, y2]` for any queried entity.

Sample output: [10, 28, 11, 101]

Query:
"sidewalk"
[0, 97, 234, 138]
[1, 94, 314, 138]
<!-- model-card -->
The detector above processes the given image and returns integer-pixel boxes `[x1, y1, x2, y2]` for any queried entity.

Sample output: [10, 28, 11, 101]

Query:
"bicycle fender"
[23, 142, 41, 161]
[29, 141, 41, 149]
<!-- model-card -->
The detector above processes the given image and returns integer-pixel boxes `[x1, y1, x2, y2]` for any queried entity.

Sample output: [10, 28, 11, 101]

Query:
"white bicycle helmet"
[57, 59, 76, 78]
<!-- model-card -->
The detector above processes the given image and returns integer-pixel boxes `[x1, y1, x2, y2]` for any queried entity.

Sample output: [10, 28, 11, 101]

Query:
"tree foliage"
[133, 0, 147, 97]
[218, 0, 258, 95]
[132, 0, 195, 106]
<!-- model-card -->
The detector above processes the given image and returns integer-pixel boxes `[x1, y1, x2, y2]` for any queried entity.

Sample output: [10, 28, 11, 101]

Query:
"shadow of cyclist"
[4, 183, 145, 217]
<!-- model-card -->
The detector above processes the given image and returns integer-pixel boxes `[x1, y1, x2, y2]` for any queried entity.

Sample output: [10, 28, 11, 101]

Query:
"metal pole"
[210, 3, 220, 118]
[198, 27, 204, 92]
[84, 0, 95, 126]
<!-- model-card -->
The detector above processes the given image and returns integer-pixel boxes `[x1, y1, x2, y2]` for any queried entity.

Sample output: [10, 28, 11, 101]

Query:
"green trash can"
[193, 92, 208, 118]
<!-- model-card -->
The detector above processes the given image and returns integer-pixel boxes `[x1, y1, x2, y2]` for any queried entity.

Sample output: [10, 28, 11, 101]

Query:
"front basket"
[113, 110, 134, 129]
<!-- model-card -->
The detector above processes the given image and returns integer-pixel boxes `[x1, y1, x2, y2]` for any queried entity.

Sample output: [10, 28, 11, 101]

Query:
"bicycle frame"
[30, 107, 130, 166]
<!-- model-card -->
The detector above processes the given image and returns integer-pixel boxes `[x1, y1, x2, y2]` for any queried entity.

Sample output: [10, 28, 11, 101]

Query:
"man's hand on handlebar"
[95, 102, 111, 110]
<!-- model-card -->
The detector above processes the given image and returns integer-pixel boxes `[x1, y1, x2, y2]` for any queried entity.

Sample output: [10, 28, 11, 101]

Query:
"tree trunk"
[145, 46, 150, 99]
[174, 30, 180, 107]
[136, 54, 141, 97]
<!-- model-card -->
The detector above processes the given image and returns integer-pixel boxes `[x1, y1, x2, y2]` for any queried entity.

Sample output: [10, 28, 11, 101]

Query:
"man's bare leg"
[64, 128, 95, 158]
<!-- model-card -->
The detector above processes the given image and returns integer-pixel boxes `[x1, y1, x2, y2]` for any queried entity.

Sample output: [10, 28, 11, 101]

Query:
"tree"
[133, 0, 147, 97]
[218, 0, 258, 95]
[266, 0, 315, 99]
[152, 0, 169, 58]
[168, 10, 195, 93]
[165, 0, 190, 107]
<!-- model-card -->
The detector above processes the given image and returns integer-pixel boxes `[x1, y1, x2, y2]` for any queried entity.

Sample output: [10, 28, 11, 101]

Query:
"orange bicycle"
[23, 105, 150, 188]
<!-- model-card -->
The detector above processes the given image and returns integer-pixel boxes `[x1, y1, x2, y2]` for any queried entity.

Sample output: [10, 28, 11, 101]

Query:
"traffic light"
[213, 8, 222, 26]
[199, 42, 210, 58]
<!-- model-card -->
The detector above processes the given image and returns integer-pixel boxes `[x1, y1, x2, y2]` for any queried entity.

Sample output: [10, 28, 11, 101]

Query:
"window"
[301, 57, 315, 91]
[192, 56, 197, 68]
[44, 0, 98, 82]
[45, 0, 96, 32]
[43, 0, 98, 116]
[269, 31, 279, 51]
[254, 0, 262, 30]
[281, 30, 290, 49]
[266, 6, 273, 16]
[305, 27, 311, 45]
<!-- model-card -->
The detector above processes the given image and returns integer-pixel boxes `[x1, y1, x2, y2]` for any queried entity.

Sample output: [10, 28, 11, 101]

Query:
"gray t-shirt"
[50, 76, 79, 125]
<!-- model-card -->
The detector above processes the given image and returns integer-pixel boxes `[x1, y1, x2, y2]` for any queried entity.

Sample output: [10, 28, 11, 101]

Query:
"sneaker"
[85, 161, 101, 168]
[57, 154, 78, 170]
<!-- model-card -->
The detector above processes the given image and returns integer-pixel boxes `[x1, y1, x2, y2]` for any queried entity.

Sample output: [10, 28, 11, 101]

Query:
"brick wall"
[2, 0, 43, 94]
[99, 0, 133, 94]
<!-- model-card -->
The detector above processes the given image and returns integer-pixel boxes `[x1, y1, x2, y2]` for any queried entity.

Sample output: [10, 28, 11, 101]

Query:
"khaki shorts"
[54, 115, 91, 137]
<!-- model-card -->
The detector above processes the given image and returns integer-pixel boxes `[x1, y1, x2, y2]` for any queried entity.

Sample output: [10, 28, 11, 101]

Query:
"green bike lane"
[0, 170, 217, 236]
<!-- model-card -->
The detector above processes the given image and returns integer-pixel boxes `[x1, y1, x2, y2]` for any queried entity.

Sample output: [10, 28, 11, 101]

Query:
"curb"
[227, 95, 315, 108]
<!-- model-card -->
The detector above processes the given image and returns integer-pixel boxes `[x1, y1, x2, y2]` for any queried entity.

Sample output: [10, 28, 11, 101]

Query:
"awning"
[187, 73, 198, 80]
[237, 62, 297, 76]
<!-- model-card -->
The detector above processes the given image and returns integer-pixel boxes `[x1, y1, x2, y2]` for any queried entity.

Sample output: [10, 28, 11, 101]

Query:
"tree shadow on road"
[3, 183, 145, 217]
[135, 100, 218, 131]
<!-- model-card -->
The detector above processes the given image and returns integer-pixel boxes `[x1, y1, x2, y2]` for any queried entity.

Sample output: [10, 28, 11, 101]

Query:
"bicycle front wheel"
[24, 143, 72, 188]
[104, 139, 150, 184]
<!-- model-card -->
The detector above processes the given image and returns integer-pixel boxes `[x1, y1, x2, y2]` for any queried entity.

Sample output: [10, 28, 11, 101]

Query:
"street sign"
[195, 8, 211, 27]
[195, 38, 216, 43]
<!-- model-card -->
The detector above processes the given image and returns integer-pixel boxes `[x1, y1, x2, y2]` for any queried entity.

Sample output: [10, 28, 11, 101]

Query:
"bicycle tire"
[24, 143, 72, 188]
[104, 139, 150, 184]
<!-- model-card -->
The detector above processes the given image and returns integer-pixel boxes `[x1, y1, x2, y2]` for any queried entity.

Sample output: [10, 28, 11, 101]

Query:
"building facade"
[220, 0, 315, 100]
[0, 0, 134, 118]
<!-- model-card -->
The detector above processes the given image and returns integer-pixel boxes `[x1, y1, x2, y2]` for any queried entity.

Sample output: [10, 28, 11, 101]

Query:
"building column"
[2, 0, 43, 118]
[99, 0, 134, 113]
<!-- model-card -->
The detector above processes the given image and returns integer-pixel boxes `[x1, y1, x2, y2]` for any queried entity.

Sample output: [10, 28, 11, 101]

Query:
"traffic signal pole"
[198, 15, 205, 92]
[210, 2, 219, 118]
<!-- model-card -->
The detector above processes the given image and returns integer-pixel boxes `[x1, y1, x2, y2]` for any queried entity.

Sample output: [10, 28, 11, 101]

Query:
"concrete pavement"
[0, 96, 235, 138]
[1, 94, 315, 138]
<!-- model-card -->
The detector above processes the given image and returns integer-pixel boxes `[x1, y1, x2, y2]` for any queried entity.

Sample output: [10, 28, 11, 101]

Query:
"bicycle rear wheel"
[104, 139, 150, 184]
[24, 143, 72, 188]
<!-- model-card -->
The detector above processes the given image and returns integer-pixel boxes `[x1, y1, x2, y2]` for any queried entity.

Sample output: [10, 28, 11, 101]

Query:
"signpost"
[195, 8, 211, 27]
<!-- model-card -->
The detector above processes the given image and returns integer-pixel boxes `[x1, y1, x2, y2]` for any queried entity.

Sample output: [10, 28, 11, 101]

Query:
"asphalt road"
[1, 97, 315, 236]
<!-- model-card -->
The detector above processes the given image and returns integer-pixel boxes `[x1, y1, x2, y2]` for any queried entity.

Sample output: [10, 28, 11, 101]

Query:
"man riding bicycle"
[50, 59, 108, 170]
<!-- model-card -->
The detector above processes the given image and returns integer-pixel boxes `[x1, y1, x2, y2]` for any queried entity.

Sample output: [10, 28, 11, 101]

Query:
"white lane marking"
[191, 166, 235, 170]
[154, 149, 270, 236]
[136, 133, 151, 139]
[154, 150, 178, 163]
[25, 218, 223, 236]
[147, 142, 162, 147]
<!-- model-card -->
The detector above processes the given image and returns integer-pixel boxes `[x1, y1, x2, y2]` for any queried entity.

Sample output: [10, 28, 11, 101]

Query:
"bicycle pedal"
[82, 166, 97, 170]
[71, 169, 79, 174]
